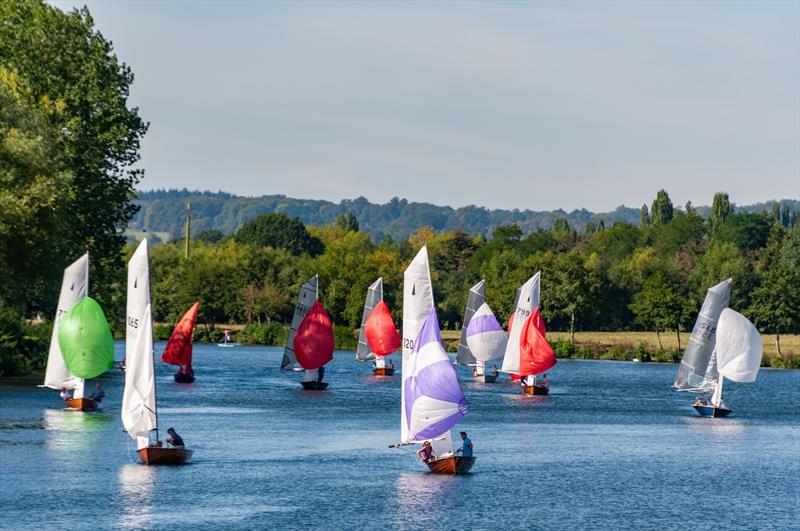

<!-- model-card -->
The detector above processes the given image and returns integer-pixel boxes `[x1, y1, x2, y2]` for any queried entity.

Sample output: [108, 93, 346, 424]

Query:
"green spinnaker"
[58, 297, 115, 379]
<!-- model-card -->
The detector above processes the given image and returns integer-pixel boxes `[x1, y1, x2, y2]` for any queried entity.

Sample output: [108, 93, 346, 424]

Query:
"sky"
[52, 1, 800, 212]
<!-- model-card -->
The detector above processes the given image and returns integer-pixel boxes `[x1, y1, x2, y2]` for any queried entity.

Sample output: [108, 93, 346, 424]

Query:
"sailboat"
[161, 301, 200, 383]
[464, 302, 508, 383]
[281, 275, 334, 390]
[456, 279, 503, 383]
[673, 279, 732, 414]
[356, 277, 400, 375]
[500, 272, 554, 394]
[692, 309, 762, 417]
[122, 239, 193, 465]
[394, 246, 473, 474]
[41, 254, 92, 410]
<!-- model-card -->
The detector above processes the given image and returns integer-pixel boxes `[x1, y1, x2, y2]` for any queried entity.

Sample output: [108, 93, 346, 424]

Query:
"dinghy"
[122, 239, 193, 465]
[40, 254, 95, 410]
[393, 247, 473, 474]
[464, 301, 508, 384]
[282, 275, 334, 389]
[692, 309, 762, 417]
[356, 278, 401, 375]
[161, 301, 200, 383]
[519, 307, 556, 394]
[500, 273, 554, 394]
[456, 280, 499, 383]
[673, 279, 732, 413]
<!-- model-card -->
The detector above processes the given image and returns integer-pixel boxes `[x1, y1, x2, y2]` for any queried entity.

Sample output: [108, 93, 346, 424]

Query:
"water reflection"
[392, 472, 467, 529]
[42, 409, 114, 452]
[117, 464, 156, 529]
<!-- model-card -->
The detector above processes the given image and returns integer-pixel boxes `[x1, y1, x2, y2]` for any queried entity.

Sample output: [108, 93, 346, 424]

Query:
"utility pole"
[184, 201, 191, 259]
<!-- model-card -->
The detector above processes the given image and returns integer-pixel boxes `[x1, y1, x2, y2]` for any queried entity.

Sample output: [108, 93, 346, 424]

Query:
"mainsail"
[401, 247, 435, 443]
[356, 278, 383, 361]
[501, 273, 540, 374]
[161, 301, 200, 369]
[403, 308, 468, 443]
[456, 280, 486, 366]
[674, 278, 731, 392]
[465, 302, 507, 364]
[43, 254, 88, 395]
[122, 239, 156, 450]
[282, 275, 319, 371]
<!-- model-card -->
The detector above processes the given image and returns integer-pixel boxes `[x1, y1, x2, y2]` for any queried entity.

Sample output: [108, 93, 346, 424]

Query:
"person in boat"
[386, 359, 395, 370]
[417, 441, 435, 463]
[316, 365, 325, 383]
[540, 374, 549, 388]
[694, 395, 709, 406]
[166, 427, 185, 449]
[90, 382, 105, 403]
[59, 387, 72, 402]
[456, 431, 473, 457]
[492, 364, 499, 377]
[520, 374, 534, 387]
[223, 330, 232, 344]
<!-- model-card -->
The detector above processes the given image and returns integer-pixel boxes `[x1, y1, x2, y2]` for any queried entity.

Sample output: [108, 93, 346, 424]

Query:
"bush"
[153, 324, 173, 341]
[333, 325, 358, 350]
[0, 307, 52, 376]
[653, 349, 682, 363]
[238, 322, 287, 345]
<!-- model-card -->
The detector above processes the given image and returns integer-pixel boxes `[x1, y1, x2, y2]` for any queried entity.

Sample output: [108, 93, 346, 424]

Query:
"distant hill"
[129, 189, 798, 241]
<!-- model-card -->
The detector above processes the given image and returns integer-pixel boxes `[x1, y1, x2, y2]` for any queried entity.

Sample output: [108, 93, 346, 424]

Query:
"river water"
[1, 343, 798, 530]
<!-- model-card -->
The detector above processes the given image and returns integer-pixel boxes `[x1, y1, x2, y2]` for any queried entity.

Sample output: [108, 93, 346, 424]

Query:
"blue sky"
[53, 1, 799, 211]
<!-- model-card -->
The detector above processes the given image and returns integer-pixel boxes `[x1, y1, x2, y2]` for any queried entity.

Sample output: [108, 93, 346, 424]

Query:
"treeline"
[131, 188, 799, 242]
[137, 190, 799, 357]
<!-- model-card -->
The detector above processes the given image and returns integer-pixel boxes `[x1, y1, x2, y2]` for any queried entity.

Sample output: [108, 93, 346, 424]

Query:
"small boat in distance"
[161, 301, 200, 383]
[464, 301, 508, 383]
[692, 309, 762, 418]
[674, 279, 732, 413]
[356, 278, 400, 376]
[122, 239, 193, 465]
[519, 307, 556, 395]
[282, 275, 333, 390]
[456, 280, 501, 383]
[394, 246, 473, 475]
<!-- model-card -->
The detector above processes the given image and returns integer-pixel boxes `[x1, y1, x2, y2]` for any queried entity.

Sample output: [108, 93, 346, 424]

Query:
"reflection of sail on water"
[356, 278, 383, 361]
[117, 464, 156, 530]
[674, 278, 731, 392]
[391, 472, 462, 529]
[456, 280, 485, 366]
[282, 275, 318, 371]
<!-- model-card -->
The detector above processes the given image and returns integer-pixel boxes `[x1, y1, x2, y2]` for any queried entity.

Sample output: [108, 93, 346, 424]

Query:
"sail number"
[127, 315, 139, 329]
[515, 308, 531, 317]
[295, 303, 310, 317]
[404, 337, 414, 350]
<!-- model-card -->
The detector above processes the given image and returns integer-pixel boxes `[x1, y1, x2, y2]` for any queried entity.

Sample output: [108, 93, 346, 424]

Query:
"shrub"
[334, 325, 358, 350]
[0, 307, 51, 376]
[153, 324, 173, 341]
[238, 322, 287, 345]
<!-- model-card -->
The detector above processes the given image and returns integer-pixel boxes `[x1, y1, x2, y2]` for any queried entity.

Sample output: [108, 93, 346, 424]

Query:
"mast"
[184, 202, 191, 260]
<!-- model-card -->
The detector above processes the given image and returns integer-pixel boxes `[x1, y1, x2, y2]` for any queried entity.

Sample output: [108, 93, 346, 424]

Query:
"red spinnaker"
[294, 301, 334, 370]
[365, 300, 400, 356]
[161, 301, 200, 369]
[519, 307, 556, 377]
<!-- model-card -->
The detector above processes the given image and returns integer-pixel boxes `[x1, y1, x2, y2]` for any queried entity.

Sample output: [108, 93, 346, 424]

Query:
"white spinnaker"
[456, 279, 486, 366]
[674, 278, 731, 392]
[126, 240, 151, 360]
[401, 247, 434, 443]
[282, 275, 319, 371]
[715, 309, 762, 383]
[501, 273, 540, 374]
[356, 277, 383, 362]
[43, 254, 88, 396]
[466, 303, 508, 363]
[121, 303, 157, 450]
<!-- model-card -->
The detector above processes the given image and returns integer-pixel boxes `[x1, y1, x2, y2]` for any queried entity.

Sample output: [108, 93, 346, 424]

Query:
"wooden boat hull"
[475, 373, 497, 383]
[693, 404, 732, 418]
[301, 381, 330, 390]
[66, 398, 97, 411]
[426, 455, 476, 475]
[174, 372, 195, 383]
[137, 446, 193, 465]
[373, 367, 395, 376]
[522, 384, 549, 395]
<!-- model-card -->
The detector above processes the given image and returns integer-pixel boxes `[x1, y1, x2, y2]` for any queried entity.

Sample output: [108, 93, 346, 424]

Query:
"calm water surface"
[1, 342, 798, 530]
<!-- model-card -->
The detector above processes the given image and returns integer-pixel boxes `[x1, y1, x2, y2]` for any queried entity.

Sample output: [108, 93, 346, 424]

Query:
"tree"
[544, 251, 602, 343]
[0, 1, 149, 316]
[629, 273, 693, 350]
[715, 212, 772, 252]
[650, 190, 673, 227]
[640, 204, 650, 227]
[194, 229, 226, 244]
[335, 212, 359, 232]
[234, 212, 323, 257]
[707, 192, 731, 237]
[684, 201, 695, 215]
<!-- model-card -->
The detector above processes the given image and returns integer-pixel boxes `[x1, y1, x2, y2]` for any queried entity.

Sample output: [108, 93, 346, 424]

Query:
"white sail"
[281, 275, 319, 370]
[43, 253, 88, 396]
[456, 279, 485, 366]
[126, 240, 151, 360]
[121, 303, 156, 450]
[356, 277, 383, 361]
[674, 278, 731, 391]
[715, 309, 762, 383]
[401, 246, 434, 443]
[466, 302, 508, 363]
[501, 272, 540, 374]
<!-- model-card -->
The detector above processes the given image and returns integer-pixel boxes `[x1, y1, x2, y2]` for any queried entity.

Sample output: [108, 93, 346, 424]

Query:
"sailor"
[166, 427, 185, 449]
[457, 431, 473, 457]
[540, 374, 549, 387]
[223, 330, 232, 344]
[90, 382, 105, 403]
[316, 365, 325, 383]
[59, 387, 72, 402]
[417, 441, 435, 463]
[386, 359, 395, 370]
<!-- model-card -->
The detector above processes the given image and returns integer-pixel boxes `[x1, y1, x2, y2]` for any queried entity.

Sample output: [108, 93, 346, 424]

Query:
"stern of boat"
[66, 398, 97, 411]
[522, 384, 549, 395]
[373, 367, 395, 376]
[426, 455, 476, 475]
[301, 381, 330, 391]
[138, 447, 194, 465]
[693, 405, 733, 418]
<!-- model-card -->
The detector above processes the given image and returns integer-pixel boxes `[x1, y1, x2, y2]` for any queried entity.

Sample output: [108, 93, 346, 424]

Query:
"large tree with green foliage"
[650, 190, 674, 227]
[233, 212, 324, 257]
[708, 192, 731, 236]
[629, 273, 693, 350]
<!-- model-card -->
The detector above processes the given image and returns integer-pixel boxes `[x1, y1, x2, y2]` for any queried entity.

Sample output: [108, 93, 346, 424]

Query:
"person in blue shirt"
[457, 431, 473, 457]
[90, 382, 105, 403]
